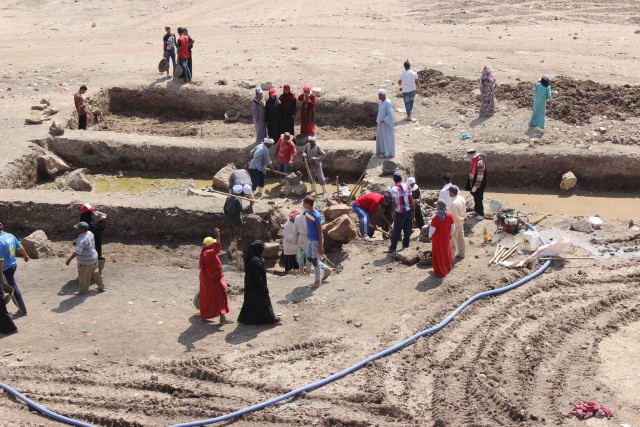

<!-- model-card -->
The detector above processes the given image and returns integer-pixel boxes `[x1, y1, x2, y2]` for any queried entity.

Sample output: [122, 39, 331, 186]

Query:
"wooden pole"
[304, 157, 318, 195]
[497, 242, 520, 263]
[346, 169, 367, 205]
[207, 188, 258, 203]
[530, 213, 552, 226]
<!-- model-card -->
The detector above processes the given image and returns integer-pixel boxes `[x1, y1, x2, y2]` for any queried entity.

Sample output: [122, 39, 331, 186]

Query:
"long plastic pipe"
[0, 226, 550, 427]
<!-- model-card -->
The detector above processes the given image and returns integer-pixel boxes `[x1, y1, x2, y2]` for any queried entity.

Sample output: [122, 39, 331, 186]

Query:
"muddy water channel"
[486, 189, 640, 221]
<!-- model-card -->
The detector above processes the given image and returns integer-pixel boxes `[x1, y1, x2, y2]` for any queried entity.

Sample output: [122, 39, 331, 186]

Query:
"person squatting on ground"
[465, 148, 487, 219]
[265, 88, 282, 140]
[387, 172, 414, 253]
[79, 203, 106, 274]
[0, 223, 30, 315]
[291, 209, 312, 276]
[448, 185, 467, 259]
[223, 184, 255, 255]
[248, 138, 276, 196]
[199, 229, 232, 325]
[237, 241, 281, 325]
[176, 27, 192, 83]
[282, 210, 300, 274]
[479, 65, 496, 117]
[398, 60, 423, 121]
[252, 87, 267, 144]
[376, 89, 395, 158]
[66, 222, 105, 295]
[301, 136, 327, 194]
[74, 85, 89, 130]
[279, 85, 297, 135]
[529, 75, 552, 129]
[162, 26, 177, 77]
[274, 132, 297, 178]
[303, 196, 332, 288]
[298, 85, 317, 136]
[407, 177, 425, 230]
[428, 200, 455, 278]
[352, 192, 392, 238]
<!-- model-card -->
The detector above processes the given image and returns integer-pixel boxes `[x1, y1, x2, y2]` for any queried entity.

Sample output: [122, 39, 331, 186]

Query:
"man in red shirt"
[352, 192, 392, 238]
[274, 132, 297, 179]
[298, 85, 317, 136]
[176, 28, 191, 83]
[74, 85, 89, 130]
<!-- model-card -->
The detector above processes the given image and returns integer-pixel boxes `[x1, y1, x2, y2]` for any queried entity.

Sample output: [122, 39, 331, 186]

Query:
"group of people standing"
[162, 26, 195, 83]
[252, 85, 317, 144]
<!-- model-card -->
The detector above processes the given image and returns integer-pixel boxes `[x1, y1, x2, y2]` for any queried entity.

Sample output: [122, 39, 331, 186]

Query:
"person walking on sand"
[275, 132, 297, 178]
[0, 223, 30, 315]
[352, 192, 392, 238]
[224, 184, 255, 250]
[74, 85, 89, 130]
[176, 28, 191, 83]
[407, 177, 425, 230]
[283, 210, 300, 275]
[303, 196, 332, 288]
[302, 136, 327, 194]
[529, 75, 553, 129]
[199, 229, 232, 325]
[428, 200, 455, 278]
[162, 26, 177, 78]
[248, 138, 276, 196]
[465, 149, 487, 219]
[65, 222, 105, 295]
[265, 88, 282, 140]
[298, 85, 317, 136]
[398, 60, 423, 121]
[79, 203, 106, 273]
[448, 185, 467, 260]
[386, 172, 414, 253]
[279, 85, 297, 135]
[479, 65, 496, 117]
[292, 209, 311, 275]
[252, 87, 267, 144]
[237, 241, 281, 325]
[376, 89, 395, 158]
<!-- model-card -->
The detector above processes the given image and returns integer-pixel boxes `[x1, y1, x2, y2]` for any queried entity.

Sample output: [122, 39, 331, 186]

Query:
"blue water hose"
[1, 226, 550, 427]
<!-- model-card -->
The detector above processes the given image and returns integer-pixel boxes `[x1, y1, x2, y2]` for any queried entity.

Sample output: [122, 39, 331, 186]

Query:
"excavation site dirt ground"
[1, 0, 640, 426]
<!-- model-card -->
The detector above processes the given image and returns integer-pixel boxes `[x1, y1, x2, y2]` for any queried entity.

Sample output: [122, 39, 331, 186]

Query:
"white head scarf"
[232, 185, 243, 194]
[242, 184, 252, 195]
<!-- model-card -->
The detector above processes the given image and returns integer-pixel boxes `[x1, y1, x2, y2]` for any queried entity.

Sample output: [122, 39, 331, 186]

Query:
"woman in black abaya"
[237, 241, 281, 325]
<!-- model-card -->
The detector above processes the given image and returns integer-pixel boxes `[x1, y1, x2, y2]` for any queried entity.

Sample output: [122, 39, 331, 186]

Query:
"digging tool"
[207, 188, 258, 203]
[269, 169, 290, 178]
[346, 169, 367, 205]
[303, 157, 318, 195]
[530, 213, 552, 226]
[321, 254, 337, 269]
[489, 245, 503, 266]
[497, 242, 520, 264]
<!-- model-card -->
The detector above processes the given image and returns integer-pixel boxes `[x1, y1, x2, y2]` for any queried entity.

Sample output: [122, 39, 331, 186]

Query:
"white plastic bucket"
[523, 230, 540, 252]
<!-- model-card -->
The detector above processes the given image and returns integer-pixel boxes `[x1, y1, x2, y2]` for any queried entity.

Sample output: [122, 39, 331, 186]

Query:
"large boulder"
[48, 121, 65, 136]
[394, 251, 420, 266]
[325, 214, 358, 243]
[25, 112, 43, 125]
[212, 163, 237, 190]
[323, 204, 351, 222]
[262, 242, 280, 258]
[285, 171, 303, 186]
[60, 170, 93, 192]
[21, 230, 52, 259]
[281, 184, 307, 197]
[560, 171, 577, 191]
[37, 153, 69, 177]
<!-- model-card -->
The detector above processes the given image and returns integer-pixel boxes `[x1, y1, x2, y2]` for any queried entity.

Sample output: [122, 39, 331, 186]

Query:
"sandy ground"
[1, 0, 640, 426]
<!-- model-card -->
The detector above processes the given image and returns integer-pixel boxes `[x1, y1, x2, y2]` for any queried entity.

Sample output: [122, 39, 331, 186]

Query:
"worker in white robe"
[376, 89, 395, 158]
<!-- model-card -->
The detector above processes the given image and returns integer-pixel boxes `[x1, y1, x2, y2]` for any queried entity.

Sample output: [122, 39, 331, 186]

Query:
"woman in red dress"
[199, 228, 232, 324]
[428, 200, 455, 278]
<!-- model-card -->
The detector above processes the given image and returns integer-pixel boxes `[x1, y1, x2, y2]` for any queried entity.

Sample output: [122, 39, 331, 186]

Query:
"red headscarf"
[279, 84, 296, 110]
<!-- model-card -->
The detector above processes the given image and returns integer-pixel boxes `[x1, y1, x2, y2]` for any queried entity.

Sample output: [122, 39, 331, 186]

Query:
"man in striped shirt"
[386, 172, 415, 253]
[66, 222, 104, 295]
[464, 149, 487, 219]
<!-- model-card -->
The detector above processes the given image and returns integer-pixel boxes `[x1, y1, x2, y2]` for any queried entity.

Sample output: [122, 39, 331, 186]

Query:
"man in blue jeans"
[162, 26, 177, 78]
[397, 60, 424, 122]
[177, 28, 191, 83]
[0, 223, 30, 315]
[303, 196, 332, 288]
[386, 172, 415, 253]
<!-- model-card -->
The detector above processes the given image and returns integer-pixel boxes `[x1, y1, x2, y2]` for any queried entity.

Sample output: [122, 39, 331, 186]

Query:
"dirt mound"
[418, 68, 640, 125]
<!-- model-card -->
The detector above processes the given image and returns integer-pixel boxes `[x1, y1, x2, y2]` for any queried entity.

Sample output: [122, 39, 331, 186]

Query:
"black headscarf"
[540, 75, 550, 87]
[244, 240, 265, 264]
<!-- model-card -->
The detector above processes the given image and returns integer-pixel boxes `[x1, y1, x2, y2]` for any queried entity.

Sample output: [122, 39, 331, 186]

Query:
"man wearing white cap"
[248, 137, 276, 196]
[376, 89, 395, 158]
[464, 148, 487, 219]
[448, 185, 467, 259]
[407, 177, 424, 229]
[224, 184, 255, 254]
[302, 135, 327, 194]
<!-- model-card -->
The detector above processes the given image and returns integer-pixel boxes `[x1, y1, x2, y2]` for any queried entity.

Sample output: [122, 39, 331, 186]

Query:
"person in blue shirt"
[248, 138, 277, 197]
[302, 196, 332, 288]
[0, 222, 30, 315]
